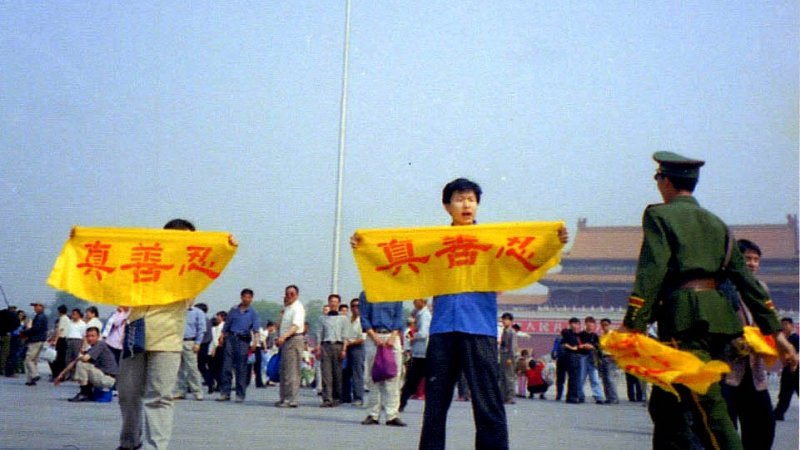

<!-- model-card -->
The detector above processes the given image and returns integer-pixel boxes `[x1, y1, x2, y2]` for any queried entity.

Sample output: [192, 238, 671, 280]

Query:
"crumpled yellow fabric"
[743, 325, 779, 366]
[600, 331, 730, 397]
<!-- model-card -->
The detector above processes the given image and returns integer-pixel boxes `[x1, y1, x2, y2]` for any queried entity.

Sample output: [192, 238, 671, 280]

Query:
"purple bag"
[371, 345, 397, 383]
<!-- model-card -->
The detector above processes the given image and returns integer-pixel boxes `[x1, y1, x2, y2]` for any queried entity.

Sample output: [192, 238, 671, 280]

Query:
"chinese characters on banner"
[351, 222, 565, 302]
[48, 226, 237, 307]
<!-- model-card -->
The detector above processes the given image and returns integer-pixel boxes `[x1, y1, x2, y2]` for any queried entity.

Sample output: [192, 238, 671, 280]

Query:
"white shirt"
[209, 322, 224, 355]
[279, 300, 305, 336]
[65, 319, 87, 339]
[56, 315, 70, 338]
[85, 317, 103, 333]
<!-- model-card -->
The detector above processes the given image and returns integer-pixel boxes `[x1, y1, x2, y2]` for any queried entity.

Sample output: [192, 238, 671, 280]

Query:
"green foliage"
[251, 300, 283, 325]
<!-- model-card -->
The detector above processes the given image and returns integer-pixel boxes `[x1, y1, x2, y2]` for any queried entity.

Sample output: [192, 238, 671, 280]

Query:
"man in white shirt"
[64, 308, 87, 380]
[275, 285, 305, 408]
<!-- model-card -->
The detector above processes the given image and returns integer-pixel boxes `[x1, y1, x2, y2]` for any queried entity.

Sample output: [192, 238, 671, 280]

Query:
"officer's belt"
[679, 278, 718, 291]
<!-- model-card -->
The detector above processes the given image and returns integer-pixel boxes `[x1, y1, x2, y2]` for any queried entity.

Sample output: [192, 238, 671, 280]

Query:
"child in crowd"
[526, 359, 549, 399]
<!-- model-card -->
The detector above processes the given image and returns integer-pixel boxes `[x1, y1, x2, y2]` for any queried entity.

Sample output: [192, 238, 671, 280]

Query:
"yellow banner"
[351, 221, 564, 302]
[47, 226, 237, 307]
[600, 331, 730, 397]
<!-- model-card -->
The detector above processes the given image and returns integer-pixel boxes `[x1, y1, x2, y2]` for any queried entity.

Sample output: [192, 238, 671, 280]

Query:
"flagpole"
[331, 0, 352, 294]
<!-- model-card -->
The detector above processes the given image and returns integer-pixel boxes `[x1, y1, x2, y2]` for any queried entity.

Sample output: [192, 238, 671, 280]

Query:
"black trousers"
[566, 352, 582, 402]
[197, 342, 214, 389]
[253, 349, 264, 387]
[50, 337, 67, 378]
[555, 354, 568, 400]
[419, 333, 508, 450]
[774, 365, 799, 418]
[626, 372, 645, 401]
[400, 357, 426, 409]
[721, 365, 774, 450]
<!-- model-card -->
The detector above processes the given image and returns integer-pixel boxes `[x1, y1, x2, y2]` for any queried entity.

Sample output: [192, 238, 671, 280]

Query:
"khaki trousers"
[118, 351, 180, 450]
[75, 360, 115, 389]
[174, 341, 202, 398]
[24, 341, 44, 382]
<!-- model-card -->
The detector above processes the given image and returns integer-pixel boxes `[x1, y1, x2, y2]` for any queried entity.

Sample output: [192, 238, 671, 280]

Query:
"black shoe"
[31, 376, 41, 383]
[68, 393, 92, 402]
[361, 416, 379, 425]
[385, 418, 407, 427]
[24, 381, 36, 386]
[539, 394, 546, 400]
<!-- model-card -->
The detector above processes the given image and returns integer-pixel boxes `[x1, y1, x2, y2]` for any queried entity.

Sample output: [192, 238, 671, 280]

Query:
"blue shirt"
[359, 292, 404, 332]
[183, 307, 206, 344]
[429, 291, 497, 337]
[223, 305, 261, 337]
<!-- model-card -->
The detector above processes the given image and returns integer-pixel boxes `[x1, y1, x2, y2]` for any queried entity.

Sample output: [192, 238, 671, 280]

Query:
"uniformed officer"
[622, 151, 798, 450]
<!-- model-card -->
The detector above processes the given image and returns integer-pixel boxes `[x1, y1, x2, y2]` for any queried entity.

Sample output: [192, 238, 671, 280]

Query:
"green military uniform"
[623, 152, 781, 450]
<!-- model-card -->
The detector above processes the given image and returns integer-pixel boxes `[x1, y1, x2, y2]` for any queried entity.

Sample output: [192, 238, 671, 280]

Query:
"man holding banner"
[352, 177, 568, 450]
[47, 218, 238, 450]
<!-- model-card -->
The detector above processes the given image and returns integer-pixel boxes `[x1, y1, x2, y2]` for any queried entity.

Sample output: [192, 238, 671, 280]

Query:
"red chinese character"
[495, 236, 540, 272]
[375, 239, 431, 276]
[434, 235, 492, 268]
[119, 242, 174, 283]
[178, 246, 220, 279]
[76, 241, 116, 281]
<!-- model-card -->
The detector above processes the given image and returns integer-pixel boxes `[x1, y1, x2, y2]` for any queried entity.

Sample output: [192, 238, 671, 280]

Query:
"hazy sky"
[1, 1, 797, 313]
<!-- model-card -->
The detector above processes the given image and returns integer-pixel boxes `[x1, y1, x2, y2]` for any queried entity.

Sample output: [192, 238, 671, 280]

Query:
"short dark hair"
[163, 218, 196, 231]
[328, 294, 341, 303]
[338, 304, 349, 312]
[266, 321, 275, 327]
[737, 239, 762, 257]
[781, 317, 794, 324]
[286, 284, 299, 294]
[600, 318, 611, 325]
[72, 308, 83, 318]
[665, 175, 697, 192]
[501, 312, 514, 321]
[512, 323, 521, 331]
[86, 326, 100, 335]
[195, 303, 208, 313]
[241, 288, 254, 297]
[57, 305, 67, 314]
[568, 317, 580, 324]
[584, 316, 595, 324]
[350, 298, 359, 306]
[86, 306, 98, 316]
[216, 311, 228, 320]
[442, 178, 482, 204]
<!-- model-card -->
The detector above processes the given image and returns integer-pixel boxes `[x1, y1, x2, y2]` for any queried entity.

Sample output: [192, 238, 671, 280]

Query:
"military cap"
[653, 151, 705, 180]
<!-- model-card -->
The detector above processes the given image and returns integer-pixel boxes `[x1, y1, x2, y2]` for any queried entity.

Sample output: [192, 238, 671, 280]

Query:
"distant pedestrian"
[22, 302, 48, 386]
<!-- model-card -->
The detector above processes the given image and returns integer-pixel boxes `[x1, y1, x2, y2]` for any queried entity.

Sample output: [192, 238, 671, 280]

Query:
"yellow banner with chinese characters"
[600, 331, 730, 397]
[47, 226, 237, 307]
[351, 221, 565, 302]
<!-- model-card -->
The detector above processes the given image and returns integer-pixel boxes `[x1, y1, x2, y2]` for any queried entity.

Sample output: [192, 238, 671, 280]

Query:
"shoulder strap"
[721, 227, 734, 272]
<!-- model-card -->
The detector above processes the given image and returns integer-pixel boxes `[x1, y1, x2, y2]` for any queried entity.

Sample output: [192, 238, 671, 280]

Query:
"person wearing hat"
[622, 151, 798, 450]
[21, 301, 48, 386]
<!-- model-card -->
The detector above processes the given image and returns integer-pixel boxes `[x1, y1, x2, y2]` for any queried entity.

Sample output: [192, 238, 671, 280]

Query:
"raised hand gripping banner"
[600, 331, 731, 397]
[351, 221, 564, 302]
[47, 226, 237, 307]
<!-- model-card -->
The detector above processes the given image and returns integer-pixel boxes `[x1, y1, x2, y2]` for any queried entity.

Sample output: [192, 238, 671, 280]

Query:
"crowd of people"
[0, 167, 798, 450]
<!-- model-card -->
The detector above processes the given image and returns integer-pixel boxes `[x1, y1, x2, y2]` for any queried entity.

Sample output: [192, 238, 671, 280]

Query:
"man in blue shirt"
[217, 289, 260, 402]
[418, 178, 568, 450]
[359, 291, 406, 427]
[173, 303, 206, 400]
